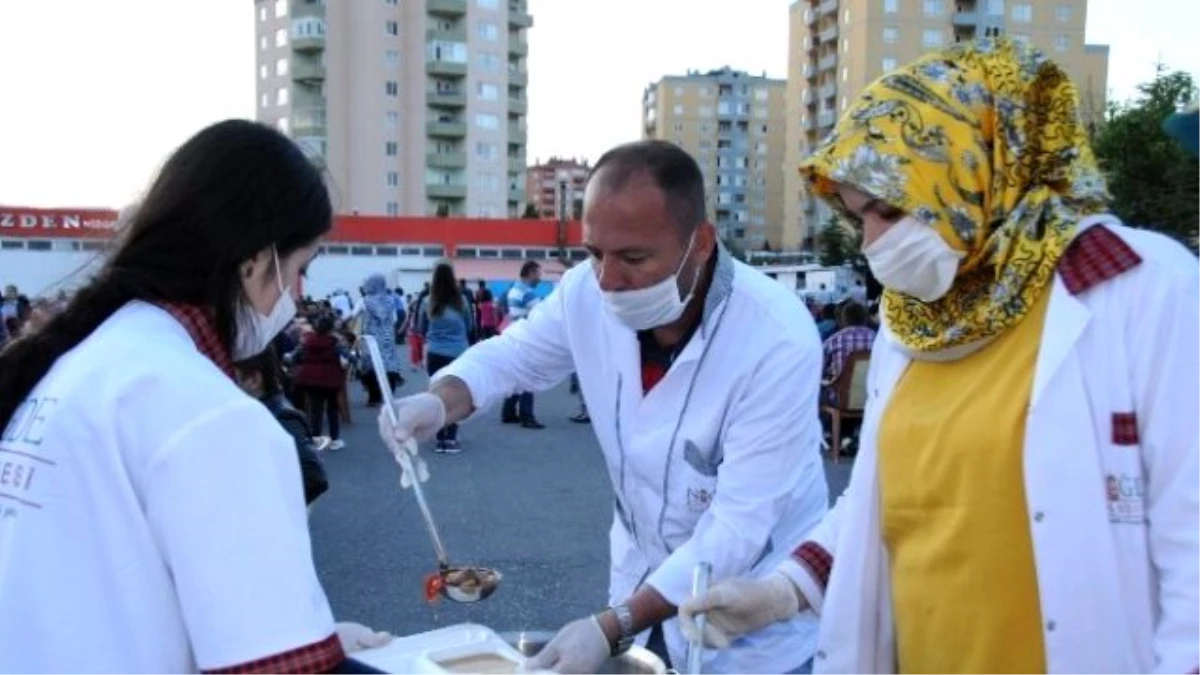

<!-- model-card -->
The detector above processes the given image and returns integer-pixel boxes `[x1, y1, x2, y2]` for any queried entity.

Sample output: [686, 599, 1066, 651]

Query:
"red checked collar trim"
[158, 303, 236, 380]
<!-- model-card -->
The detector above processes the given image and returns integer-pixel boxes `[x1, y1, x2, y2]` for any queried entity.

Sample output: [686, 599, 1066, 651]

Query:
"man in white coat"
[379, 140, 828, 674]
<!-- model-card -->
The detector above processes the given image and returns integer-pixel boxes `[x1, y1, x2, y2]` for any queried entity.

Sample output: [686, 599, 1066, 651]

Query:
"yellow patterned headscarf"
[799, 38, 1110, 353]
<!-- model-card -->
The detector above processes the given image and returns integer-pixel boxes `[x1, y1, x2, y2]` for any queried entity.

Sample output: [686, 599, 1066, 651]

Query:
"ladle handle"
[362, 336, 451, 569]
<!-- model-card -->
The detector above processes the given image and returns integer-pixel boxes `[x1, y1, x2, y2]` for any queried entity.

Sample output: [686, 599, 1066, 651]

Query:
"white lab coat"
[790, 219, 1200, 674]
[437, 248, 829, 673]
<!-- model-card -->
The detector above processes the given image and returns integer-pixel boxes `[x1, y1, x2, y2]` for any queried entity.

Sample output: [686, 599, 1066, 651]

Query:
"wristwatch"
[608, 604, 635, 656]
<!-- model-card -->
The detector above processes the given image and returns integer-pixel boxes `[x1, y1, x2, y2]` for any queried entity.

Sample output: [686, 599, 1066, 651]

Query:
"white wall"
[300, 253, 435, 300]
[0, 246, 105, 298]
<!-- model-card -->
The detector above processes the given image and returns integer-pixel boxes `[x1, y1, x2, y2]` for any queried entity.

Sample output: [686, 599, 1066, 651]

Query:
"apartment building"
[642, 67, 787, 251]
[783, 0, 1109, 250]
[525, 157, 590, 219]
[254, 0, 533, 218]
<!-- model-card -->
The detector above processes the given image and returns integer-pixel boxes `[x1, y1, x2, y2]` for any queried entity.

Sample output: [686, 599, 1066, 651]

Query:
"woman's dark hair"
[428, 262, 464, 318]
[0, 119, 332, 431]
[314, 312, 335, 334]
[234, 346, 284, 398]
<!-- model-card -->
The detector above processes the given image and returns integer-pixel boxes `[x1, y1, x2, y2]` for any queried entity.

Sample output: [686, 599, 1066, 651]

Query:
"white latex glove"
[523, 616, 610, 674]
[335, 620, 393, 653]
[678, 571, 806, 649]
[377, 393, 445, 488]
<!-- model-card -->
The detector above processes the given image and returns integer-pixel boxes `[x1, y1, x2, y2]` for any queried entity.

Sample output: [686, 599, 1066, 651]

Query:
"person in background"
[235, 347, 329, 505]
[814, 303, 838, 341]
[475, 280, 499, 340]
[679, 37, 1198, 674]
[418, 263, 474, 453]
[500, 260, 545, 429]
[458, 278, 478, 343]
[0, 119, 389, 673]
[402, 293, 424, 371]
[357, 273, 403, 406]
[821, 301, 875, 391]
[290, 312, 351, 451]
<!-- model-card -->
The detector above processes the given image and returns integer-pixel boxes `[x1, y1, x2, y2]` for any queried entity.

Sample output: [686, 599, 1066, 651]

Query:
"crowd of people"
[0, 37, 1196, 675]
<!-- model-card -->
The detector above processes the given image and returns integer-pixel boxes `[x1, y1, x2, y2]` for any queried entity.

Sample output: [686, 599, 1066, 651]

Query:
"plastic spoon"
[361, 335, 501, 604]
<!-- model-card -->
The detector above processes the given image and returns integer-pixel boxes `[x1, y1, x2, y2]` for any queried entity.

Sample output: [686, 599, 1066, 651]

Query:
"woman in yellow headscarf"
[679, 38, 1198, 674]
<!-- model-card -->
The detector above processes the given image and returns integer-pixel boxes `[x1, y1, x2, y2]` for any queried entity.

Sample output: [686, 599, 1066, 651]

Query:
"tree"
[521, 203, 540, 219]
[816, 217, 859, 267]
[1092, 67, 1199, 250]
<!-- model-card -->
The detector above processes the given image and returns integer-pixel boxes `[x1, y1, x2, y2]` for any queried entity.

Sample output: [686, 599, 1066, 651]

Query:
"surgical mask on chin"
[602, 233, 701, 330]
[863, 216, 964, 303]
[233, 247, 297, 360]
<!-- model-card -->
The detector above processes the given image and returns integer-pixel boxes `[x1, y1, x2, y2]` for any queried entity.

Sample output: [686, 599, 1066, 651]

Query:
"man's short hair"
[588, 140, 707, 236]
[519, 260, 541, 279]
[839, 301, 869, 327]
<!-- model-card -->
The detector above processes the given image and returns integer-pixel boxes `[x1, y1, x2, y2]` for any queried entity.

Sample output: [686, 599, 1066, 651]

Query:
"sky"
[0, 0, 1196, 209]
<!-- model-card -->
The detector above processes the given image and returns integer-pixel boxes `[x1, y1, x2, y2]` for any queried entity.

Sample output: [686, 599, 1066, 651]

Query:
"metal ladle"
[361, 336, 501, 604]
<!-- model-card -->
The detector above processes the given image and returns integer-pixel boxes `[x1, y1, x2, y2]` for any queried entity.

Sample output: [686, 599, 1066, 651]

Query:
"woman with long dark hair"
[417, 261, 473, 453]
[0, 120, 388, 673]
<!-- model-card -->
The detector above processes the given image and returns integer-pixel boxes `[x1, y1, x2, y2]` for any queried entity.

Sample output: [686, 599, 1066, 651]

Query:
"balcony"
[508, 3, 533, 28]
[508, 36, 528, 56]
[291, 57, 325, 84]
[426, 119, 467, 138]
[427, 151, 467, 169]
[819, 25, 838, 43]
[952, 10, 979, 27]
[508, 124, 527, 144]
[818, 110, 836, 128]
[508, 187, 525, 203]
[291, 107, 326, 136]
[427, 0, 467, 18]
[508, 156, 525, 173]
[818, 0, 838, 15]
[508, 96, 528, 115]
[291, 21, 325, 52]
[427, 88, 467, 108]
[509, 68, 528, 86]
[427, 183, 467, 200]
[425, 59, 468, 78]
[804, 117, 816, 132]
[818, 54, 837, 72]
[426, 24, 468, 42]
[819, 83, 837, 100]
[801, 89, 814, 106]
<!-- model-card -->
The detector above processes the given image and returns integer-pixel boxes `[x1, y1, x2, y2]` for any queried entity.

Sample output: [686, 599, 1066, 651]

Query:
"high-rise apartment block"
[525, 157, 590, 220]
[642, 68, 787, 251]
[783, 0, 1109, 250]
[254, 0, 533, 218]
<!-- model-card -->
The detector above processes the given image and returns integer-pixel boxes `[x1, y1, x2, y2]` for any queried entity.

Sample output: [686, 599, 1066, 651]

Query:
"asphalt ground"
[309, 371, 853, 638]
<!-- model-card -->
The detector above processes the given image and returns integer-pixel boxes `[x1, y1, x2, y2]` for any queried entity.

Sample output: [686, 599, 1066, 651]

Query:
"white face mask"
[601, 232, 701, 331]
[233, 247, 297, 360]
[863, 216, 964, 303]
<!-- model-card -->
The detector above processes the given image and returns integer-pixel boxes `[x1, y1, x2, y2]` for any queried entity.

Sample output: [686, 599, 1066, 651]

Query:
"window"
[477, 82, 499, 101]
[755, 88, 769, 101]
[1056, 4, 1071, 21]
[475, 142, 499, 159]
[477, 21, 499, 40]
[882, 57, 898, 72]
[922, 29, 944, 47]
[883, 26, 898, 43]
[477, 0, 499, 7]
[385, 50, 399, 68]
[259, 6, 266, 21]
[385, 80, 398, 96]
[841, 95, 848, 111]
[1011, 2, 1032, 22]
[1009, 32, 1030, 44]
[475, 113, 500, 129]
[386, 172, 399, 187]
[275, 57, 288, 76]
[883, 0, 898, 13]
[260, 64, 268, 79]
[843, 38, 849, 53]
[674, 86, 684, 96]
[260, 35, 267, 50]
[477, 52, 501, 71]
[698, 105, 713, 117]
[923, 0, 944, 15]
[277, 117, 289, 133]
[386, 202, 399, 217]
[1055, 33, 1069, 51]
[674, 104, 684, 115]
[274, 0, 287, 17]
[260, 93, 268, 108]
[275, 28, 287, 47]
[673, 122, 684, 132]
[385, 111, 399, 129]
[986, 0, 1005, 16]
[276, 87, 288, 105]
[385, 141, 398, 156]
[844, 8, 850, 23]
[386, 20, 399, 35]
